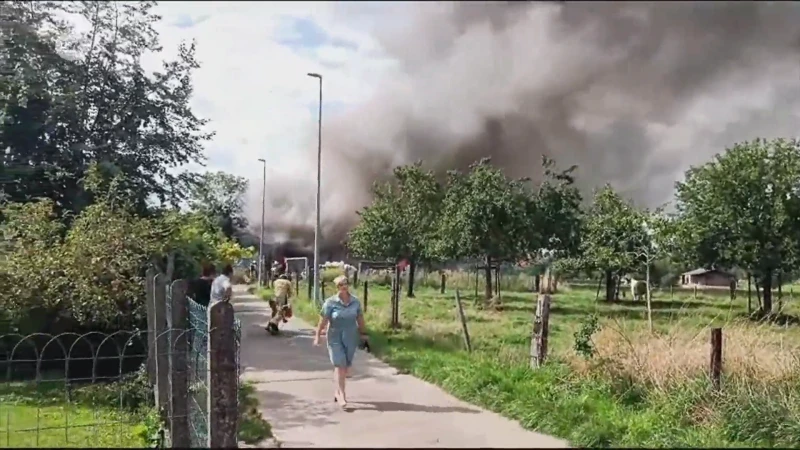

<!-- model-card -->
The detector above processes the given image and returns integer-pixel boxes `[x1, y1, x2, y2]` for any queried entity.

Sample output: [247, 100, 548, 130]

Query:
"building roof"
[682, 268, 733, 277]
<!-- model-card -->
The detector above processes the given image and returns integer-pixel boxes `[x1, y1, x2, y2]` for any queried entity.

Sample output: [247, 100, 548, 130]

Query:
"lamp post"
[257, 158, 266, 289]
[307, 72, 322, 304]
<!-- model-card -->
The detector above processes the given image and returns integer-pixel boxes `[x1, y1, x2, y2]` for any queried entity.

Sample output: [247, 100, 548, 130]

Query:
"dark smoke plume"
[247, 1, 800, 252]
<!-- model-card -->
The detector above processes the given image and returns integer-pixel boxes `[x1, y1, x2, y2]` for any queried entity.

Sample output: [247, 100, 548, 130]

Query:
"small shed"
[680, 268, 735, 288]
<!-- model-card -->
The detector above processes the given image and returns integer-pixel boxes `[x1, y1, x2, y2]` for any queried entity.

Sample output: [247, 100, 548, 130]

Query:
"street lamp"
[257, 158, 267, 289]
[307, 72, 322, 304]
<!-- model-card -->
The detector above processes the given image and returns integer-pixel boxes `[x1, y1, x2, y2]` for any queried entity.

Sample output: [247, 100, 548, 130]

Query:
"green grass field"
[262, 274, 800, 447]
[0, 381, 150, 448]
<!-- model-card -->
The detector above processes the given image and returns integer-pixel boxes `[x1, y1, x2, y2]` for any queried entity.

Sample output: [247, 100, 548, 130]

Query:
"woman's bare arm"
[356, 313, 366, 334]
[315, 316, 329, 341]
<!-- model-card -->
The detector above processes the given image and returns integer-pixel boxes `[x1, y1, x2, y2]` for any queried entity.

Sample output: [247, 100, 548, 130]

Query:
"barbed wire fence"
[0, 269, 241, 449]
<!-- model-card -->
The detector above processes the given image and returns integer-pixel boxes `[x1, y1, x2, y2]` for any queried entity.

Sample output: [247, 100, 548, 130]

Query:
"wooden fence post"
[169, 280, 190, 447]
[153, 274, 170, 417]
[710, 328, 722, 391]
[295, 272, 300, 298]
[391, 268, 401, 328]
[145, 268, 157, 386]
[208, 301, 239, 449]
[530, 294, 551, 368]
[440, 272, 446, 294]
[363, 281, 369, 313]
[454, 290, 472, 353]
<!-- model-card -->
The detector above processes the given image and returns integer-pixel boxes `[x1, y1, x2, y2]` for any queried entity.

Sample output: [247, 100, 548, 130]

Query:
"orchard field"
[281, 275, 800, 448]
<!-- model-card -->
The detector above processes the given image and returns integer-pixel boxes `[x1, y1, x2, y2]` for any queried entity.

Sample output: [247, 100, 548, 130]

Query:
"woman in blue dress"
[314, 275, 368, 409]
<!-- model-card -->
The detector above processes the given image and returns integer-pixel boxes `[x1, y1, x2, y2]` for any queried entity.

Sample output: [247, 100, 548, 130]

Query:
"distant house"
[680, 268, 735, 288]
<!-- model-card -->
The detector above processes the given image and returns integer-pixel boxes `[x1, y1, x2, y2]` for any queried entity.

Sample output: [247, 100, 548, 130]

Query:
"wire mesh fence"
[0, 271, 242, 449]
[147, 273, 240, 449]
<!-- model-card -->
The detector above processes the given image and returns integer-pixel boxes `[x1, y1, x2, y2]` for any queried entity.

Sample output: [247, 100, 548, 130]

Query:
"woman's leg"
[335, 366, 347, 403]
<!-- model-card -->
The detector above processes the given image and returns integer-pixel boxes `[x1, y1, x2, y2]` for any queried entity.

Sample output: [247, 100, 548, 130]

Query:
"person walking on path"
[188, 263, 216, 308]
[313, 275, 368, 410]
[265, 273, 294, 334]
[210, 264, 234, 305]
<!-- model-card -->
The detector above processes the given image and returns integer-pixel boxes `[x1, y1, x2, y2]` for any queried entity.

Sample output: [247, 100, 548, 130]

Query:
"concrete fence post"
[208, 301, 239, 448]
[145, 268, 157, 386]
[153, 274, 170, 417]
[169, 280, 190, 447]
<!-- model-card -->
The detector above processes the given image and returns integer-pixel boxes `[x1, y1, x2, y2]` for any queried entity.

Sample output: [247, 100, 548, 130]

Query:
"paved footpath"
[232, 286, 569, 448]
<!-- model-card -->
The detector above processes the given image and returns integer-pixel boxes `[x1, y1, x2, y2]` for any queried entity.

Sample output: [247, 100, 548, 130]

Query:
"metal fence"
[0, 270, 241, 449]
[0, 329, 154, 448]
[146, 270, 240, 449]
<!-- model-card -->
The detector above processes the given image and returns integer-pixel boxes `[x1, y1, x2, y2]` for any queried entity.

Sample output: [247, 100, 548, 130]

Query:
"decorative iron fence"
[0, 270, 241, 449]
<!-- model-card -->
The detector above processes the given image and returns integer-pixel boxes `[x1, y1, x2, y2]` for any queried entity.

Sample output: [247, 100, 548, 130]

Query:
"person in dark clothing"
[188, 264, 216, 307]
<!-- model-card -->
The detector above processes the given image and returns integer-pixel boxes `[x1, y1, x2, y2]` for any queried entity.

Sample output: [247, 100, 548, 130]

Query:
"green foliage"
[348, 161, 443, 262]
[581, 185, 651, 276]
[435, 158, 535, 263]
[0, 1, 211, 216]
[188, 171, 249, 239]
[531, 156, 584, 258]
[0, 164, 249, 332]
[573, 314, 600, 359]
[675, 138, 800, 311]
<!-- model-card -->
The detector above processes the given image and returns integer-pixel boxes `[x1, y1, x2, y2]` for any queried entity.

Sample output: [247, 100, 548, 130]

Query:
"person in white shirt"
[210, 264, 234, 305]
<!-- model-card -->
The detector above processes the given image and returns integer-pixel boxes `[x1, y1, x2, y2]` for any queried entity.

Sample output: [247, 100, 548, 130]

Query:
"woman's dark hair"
[222, 264, 234, 276]
[201, 263, 216, 278]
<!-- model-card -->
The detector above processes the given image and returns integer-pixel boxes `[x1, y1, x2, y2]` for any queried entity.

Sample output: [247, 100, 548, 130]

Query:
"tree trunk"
[407, 259, 416, 298]
[604, 269, 615, 302]
[484, 255, 493, 301]
[614, 270, 624, 300]
[762, 272, 773, 313]
[534, 274, 541, 292]
[746, 273, 752, 315]
[595, 275, 603, 301]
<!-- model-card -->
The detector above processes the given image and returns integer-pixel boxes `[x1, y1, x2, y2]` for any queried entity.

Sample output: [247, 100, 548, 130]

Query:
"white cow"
[629, 278, 648, 301]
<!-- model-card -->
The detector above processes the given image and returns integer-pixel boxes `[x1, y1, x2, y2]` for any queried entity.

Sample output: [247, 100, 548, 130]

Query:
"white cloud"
[136, 1, 398, 190]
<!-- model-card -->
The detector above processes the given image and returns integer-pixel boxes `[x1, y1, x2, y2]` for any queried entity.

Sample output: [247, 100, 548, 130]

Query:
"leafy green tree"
[188, 171, 249, 239]
[581, 185, 650, 301]
[434, 158, 536, 301]
[0, 1, 211, 217]
[675, 138, 800, 313]
[527, 157, 584, 290]
[347, 162, 443, 297]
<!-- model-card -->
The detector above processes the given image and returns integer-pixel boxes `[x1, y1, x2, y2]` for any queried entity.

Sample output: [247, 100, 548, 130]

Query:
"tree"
[527, 156, 584, 291]
[188, 171, 249, 239]
[347, 162, 443, 297]
[581, 185, 650, 301]
[434, 158, 536, 301]
[675, 138, 800, 314]
[0, 1, 211, 218]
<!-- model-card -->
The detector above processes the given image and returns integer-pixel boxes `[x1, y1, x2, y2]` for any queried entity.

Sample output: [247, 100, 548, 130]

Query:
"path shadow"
[354, 400, 479, 414]
[250, 388, 341, 430]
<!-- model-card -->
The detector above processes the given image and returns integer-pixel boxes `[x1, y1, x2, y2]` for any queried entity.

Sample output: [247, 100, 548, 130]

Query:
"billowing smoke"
[248, 1, 800, 252]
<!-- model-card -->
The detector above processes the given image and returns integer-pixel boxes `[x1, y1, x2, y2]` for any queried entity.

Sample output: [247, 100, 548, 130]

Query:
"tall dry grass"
[571, 317, 800, 392]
